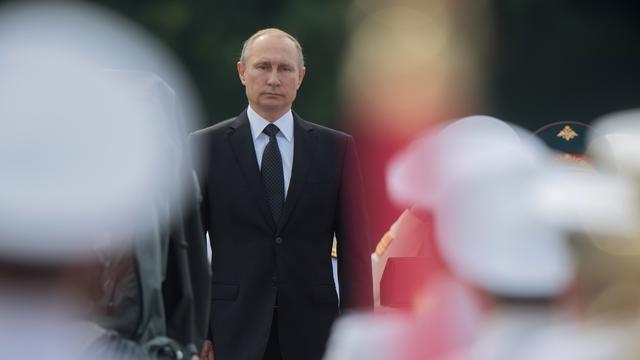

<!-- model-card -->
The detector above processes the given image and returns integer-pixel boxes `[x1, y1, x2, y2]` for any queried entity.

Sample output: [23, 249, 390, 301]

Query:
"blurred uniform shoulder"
[190, 117, 237, 139]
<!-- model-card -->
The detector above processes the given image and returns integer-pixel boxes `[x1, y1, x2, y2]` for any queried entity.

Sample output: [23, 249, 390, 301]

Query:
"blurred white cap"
[387, 116, 574, 298]
[324, 313, 406, 360]
[0, 2, 199, 263]
[531, 168, 638, 239]
[529, 109, 640, 242]
[589, 109, 640, 175]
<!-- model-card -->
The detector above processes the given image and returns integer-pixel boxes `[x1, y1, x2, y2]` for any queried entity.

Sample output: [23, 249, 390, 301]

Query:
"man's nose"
[267, 70, 280, 86]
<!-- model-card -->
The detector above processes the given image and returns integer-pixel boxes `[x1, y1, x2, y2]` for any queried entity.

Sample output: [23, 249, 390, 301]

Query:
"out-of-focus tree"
[56, 0, 640, 131]
[91, 0, 351, 129]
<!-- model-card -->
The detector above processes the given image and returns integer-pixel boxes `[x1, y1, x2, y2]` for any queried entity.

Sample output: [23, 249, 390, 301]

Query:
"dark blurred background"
[89, 0, 639, 131]
[89, 0, 349, 131]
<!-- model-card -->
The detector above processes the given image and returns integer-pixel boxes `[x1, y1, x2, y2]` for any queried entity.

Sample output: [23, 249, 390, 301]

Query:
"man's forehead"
[252, 57, 297, 66]
[246, 36, 299, 63]
[252, 33, 296, 51]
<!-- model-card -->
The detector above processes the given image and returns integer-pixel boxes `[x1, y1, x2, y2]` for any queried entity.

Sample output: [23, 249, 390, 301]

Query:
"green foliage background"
[91, 0, 640, 131]
[92, 0, 350, 129]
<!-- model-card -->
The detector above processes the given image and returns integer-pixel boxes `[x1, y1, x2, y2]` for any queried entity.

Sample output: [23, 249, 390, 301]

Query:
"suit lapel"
[227, 111, 277, 232]
[277, 113, 316, 233]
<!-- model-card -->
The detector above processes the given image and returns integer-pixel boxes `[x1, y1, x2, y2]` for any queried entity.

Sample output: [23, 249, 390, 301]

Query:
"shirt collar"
[247, 106, 294, 143]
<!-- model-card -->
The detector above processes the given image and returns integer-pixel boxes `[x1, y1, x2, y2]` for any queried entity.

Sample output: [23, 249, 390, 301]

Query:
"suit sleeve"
[335, 135, 374, 310]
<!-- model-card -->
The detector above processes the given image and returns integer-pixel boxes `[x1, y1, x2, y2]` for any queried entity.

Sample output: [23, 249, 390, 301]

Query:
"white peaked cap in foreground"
[530, 109, 640, 246]
[0, 2, 199, 263]
[387, 116, 574, 298]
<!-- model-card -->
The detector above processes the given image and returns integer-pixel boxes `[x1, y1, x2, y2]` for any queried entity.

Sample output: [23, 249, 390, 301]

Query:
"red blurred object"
[353, 129, 408, 250]
[380, 257, 431, 309]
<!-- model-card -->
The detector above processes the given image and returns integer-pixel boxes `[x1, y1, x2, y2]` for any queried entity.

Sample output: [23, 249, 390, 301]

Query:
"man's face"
[237, 34, 305, 121]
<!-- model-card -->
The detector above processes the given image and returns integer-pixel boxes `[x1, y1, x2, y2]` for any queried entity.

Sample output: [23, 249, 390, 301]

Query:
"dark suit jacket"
[189, 110, 373, 360]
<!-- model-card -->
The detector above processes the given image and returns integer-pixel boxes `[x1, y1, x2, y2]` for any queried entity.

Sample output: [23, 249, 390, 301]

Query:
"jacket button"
[275, 237, 283, 245]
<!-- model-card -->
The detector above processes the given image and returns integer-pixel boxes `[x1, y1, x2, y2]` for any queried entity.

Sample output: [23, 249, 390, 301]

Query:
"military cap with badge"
[533, 121, 594, 166]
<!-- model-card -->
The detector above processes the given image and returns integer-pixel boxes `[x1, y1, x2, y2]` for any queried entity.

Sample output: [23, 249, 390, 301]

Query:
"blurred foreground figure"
[341, 1, 491, 247]
[327, 112, 640, 359]
[448, 114, 640, 359]
[0, 2, 205, 359]
[526, 109, 640, 359]
[328, 116, 543, 359]
[435, 120, 576, 360]
[328, 116, 634, 359]
[92, 71, 211, 360]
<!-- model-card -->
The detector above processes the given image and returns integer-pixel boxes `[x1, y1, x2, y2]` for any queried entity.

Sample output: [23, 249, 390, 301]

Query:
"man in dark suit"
[190, 28, 373, 360]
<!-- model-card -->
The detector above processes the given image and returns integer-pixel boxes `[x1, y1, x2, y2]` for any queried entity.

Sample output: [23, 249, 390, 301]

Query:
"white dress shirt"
[247, 106, 294, 197]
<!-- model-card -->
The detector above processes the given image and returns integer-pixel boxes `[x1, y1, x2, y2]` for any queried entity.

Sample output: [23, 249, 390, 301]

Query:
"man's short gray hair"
[239, 28, 305, 68]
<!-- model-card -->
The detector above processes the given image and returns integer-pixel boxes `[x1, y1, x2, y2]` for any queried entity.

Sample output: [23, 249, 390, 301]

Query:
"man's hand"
[200, 340, 214, 360]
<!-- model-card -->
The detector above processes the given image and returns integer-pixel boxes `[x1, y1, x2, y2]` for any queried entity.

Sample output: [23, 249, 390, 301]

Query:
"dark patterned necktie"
[261, 123, 284, 223]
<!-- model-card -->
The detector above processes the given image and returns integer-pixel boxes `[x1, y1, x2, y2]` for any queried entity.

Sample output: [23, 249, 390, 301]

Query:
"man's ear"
[296, 67, 306, 89]
[237, 62, 246, 85]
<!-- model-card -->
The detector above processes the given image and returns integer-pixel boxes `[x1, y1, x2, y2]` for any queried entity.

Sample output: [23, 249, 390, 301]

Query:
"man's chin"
[253, 102, 291, 119]
[258, 99, 288, 111]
